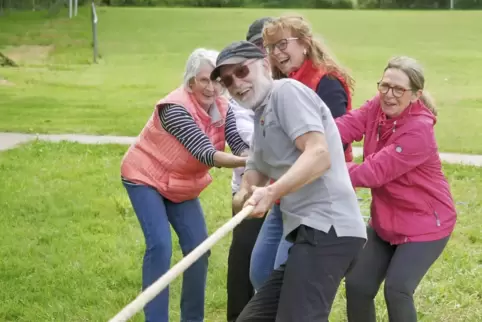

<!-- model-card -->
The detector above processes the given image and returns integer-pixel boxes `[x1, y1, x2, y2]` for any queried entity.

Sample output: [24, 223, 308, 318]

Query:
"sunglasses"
[219, 59, 257, 88]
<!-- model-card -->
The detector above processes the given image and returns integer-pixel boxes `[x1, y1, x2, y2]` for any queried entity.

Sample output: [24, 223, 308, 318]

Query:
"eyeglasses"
[264, 37, 299, 55]
[377, 81, 412, 98]
[195, 76, 222, 92]
[219, 59, 257, 88]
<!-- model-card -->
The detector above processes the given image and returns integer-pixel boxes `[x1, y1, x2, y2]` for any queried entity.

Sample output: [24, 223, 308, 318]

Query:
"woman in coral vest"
[120, 48, 249, 322]
[248, 14, 356, 290]
[336, 56, 457, 322]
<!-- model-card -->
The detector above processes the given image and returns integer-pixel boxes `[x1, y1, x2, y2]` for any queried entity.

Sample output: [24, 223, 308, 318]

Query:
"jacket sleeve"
[316, 76, 348, 150]
[335, 96, 374, 144]
[316, 76, 348, 120]
[158, 104, 217, 167]
[349, 122, 437, 188]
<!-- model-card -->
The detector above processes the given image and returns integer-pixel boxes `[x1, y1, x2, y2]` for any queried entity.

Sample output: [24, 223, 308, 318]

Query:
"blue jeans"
[122, 179, 209, 322]
[249, 203, 293, 290]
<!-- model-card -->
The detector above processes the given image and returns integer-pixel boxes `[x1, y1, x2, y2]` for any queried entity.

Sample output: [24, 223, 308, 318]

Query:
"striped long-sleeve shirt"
[159, 104, 249, 167]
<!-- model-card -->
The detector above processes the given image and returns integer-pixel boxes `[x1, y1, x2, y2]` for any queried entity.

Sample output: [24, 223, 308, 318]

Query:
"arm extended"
[159, 104, 246, 168]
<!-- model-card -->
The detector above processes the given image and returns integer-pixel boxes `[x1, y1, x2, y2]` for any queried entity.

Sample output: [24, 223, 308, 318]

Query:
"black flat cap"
[210, 41, 265, 81]
[246, 17, 274, 43]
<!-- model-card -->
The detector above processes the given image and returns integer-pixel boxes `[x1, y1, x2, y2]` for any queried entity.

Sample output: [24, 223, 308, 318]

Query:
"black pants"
[235, 225, 365, 322]
[227, 194, 265, 322]
[345, 226, 450, 322]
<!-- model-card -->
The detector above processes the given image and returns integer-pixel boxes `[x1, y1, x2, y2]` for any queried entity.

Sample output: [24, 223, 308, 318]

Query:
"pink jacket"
[336, 95, 457, 245]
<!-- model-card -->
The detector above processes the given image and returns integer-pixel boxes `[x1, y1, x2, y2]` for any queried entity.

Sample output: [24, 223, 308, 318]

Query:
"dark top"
[316, 75, 349, 150]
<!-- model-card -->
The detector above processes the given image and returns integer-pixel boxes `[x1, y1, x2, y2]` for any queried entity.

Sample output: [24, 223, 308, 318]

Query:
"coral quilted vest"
[121, 86, 228, 203]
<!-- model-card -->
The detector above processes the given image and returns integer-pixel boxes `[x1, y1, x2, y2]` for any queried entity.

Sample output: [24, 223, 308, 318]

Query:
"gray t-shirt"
[246, 78, 367, 242]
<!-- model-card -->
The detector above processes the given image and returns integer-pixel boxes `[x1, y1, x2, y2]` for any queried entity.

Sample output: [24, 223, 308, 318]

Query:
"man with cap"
[244, 16, 293, 294]
[212, 40, 367, 321]
[245, 17, 272, 47]
[226, 17, 274, 322]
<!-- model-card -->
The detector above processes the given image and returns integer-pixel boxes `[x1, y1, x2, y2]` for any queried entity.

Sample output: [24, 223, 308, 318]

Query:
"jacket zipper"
[434, 211, 441, 227]
[376, 121, 397, 142]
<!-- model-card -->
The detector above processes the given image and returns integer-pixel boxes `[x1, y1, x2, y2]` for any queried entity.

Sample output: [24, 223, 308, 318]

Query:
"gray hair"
[183, 48, 219, 91]
[385, 56, 437, 116]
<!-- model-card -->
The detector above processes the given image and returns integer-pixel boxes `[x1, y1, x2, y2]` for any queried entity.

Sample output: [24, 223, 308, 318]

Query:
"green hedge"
[98, 0, 481, 9]
[2, 0, 481, 11]
[98, 0, 354, 8]
[357, 0, 482, 8]
[0, 0, 91, 11]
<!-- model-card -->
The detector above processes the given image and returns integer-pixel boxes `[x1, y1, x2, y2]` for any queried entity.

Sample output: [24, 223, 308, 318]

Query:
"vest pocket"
[168, 176, 191, 191]
[167, 174, 211, 199]
[121, 177, 144, 187]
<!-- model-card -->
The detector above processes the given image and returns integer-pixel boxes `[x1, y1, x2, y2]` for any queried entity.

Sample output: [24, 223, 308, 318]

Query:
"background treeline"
[98, 0, 481, 9]
[1, 0, 481, 12]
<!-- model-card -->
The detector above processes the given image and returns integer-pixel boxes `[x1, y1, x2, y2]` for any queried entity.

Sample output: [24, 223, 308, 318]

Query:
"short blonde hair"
[385, 56, 437, 116]
[262, 14, 355, 93]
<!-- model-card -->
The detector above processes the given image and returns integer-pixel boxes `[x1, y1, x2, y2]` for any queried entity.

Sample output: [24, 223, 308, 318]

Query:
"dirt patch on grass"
[2, 45, 54, 65]
[0, 78, 14, 86]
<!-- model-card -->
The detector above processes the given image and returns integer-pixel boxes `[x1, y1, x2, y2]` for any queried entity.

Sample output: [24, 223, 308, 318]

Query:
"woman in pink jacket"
[336, 56, 457, 322]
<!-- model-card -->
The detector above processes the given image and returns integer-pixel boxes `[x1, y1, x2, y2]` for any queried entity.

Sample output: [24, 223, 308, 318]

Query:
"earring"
[303, 48, 307, 55]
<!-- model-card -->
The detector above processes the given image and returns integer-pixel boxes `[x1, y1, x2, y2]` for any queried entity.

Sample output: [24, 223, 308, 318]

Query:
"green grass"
[0, 7, 481, 321]
[0, 141, 480, 321]
[1, 8, 482, 154]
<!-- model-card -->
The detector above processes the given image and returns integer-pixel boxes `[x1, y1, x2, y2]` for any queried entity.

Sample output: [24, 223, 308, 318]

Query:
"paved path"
[1, 132, 482, 167]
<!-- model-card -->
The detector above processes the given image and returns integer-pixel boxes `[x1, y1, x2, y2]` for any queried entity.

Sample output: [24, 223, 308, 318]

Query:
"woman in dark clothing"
[249, 14, 358, 290]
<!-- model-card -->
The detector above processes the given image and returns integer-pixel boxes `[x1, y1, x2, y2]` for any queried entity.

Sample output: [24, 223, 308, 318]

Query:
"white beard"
[233, 96, 258, 110]
[232, 73, 272, 110]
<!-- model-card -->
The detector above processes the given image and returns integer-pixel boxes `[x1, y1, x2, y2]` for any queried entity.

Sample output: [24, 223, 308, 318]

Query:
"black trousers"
[235, 225, 366, 322]
[227, 194, 265, 322]
[345, 226, 450, 322]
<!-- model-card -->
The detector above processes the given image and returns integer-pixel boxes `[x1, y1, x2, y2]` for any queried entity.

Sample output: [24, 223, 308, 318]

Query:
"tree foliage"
[1, 0, 480, 12]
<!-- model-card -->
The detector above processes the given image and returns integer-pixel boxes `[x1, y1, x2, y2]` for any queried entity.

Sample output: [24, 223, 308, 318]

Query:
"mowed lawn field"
[1, 7, 482, 153]
[0, 142, 480, 322]
[0, 7, 481, 322]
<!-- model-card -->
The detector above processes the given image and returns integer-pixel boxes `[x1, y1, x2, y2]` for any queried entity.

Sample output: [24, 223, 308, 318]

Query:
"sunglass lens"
[221, 65, 250, 88]
[221, 76, 233, 88]
[235, 65, 249, 79]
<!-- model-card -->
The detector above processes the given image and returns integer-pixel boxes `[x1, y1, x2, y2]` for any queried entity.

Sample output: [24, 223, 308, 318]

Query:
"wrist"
[236, 185, 251, 198]
[236, 155, 247, 168]
[266, 183, 282, 203]
[237, 186, 249, 195]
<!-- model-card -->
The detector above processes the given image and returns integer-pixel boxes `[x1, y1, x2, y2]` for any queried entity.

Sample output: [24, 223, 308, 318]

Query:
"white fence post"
[91, 2, 98, 63]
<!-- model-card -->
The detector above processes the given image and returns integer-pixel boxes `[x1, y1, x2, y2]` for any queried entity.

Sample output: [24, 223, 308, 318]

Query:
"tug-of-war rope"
[108, 205, 255, 322]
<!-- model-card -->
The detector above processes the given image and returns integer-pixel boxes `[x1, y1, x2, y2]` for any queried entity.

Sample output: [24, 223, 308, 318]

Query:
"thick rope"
[108, 205, 255, 322]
